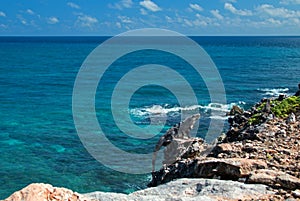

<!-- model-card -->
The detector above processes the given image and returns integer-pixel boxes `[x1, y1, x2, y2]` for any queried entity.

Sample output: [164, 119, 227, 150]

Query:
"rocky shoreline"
[148, 94, 300, 200]
[4, 92, 300, 201]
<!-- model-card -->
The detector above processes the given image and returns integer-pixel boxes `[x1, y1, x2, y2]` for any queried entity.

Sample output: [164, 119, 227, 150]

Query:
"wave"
[129, 102, 246, 121]
[257, 88, 290, 97]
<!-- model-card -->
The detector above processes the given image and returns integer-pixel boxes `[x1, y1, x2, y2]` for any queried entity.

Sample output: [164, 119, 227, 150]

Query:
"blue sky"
[0, 0, 299, 35]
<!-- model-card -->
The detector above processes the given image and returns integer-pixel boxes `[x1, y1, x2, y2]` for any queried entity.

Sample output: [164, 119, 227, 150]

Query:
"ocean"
[0, 36, 299, 199]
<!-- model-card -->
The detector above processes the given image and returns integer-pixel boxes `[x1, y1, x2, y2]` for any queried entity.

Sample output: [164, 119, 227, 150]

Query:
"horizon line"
[0, 35, 300, 37]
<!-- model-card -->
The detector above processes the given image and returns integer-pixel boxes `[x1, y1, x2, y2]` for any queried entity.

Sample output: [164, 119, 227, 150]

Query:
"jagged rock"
[292, 189, 300, 198]
[163, 138, 207, 166]
[152, 114, 200, 171]
[295, 83, 300, 96]
[148, 157, 267, 187]
[85, 178, 274, 201]
[3, 183, 89, 201]
[287, 112, 296, 124]
[149, 93, 300, 200]
[227, 105, 243, 116]
[263, 99, 271, 113]
[247, 169, 300, 190]
[278, 94, 286, 101]
[214, 143, 234, 153]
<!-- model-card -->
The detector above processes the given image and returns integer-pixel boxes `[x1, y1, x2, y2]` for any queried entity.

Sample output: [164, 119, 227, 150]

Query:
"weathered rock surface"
[149, 157, 267, 187]
[4, 179, 275, 201]
[3, 183, 89, 201]
[248, 169, 300, 190]
[149, 94, 300, 200]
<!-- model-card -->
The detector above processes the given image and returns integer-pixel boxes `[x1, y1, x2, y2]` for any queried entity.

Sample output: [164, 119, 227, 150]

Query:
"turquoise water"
[0, 36, 300, 199]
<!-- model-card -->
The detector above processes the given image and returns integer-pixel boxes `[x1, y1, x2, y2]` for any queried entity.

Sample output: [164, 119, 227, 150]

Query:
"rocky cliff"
[149, 95, 300, 200]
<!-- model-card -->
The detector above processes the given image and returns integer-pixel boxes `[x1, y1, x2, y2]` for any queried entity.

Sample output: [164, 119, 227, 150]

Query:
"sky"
[0, 0, 299, 36]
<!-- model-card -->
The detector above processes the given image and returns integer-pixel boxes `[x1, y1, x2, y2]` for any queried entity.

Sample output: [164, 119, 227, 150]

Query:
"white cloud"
[139, 0, 162, 12]
[116, 22, 122, 28]
[193, 19, 208, 26]
[118, 16, 133, 23]
[257, 4, 300, 18]
[184, 19, 193, 27]
[0, 11, 6, 17]
[267, 18, 282, 25]
[21, 20, 27, 25]
[210, 9, 224, 20]
[67, 2, 80, 9]
[189, 3, 203, 12]
[195, 14, 210, 26]
[165, 16, 173, 23]
[122, 0, 133, 8]
[76, 14, 98, 29]
[109, 0, 133, 10]
[47, 17, 59, 24]
[224, 3, 252, 16]
[0, 24, 7, 28]
[280, 0, 300, 4]
[17, 15, 27, 25]
[222, 0, 237, 2]
[140, 8, 148, 15]
[251, 18, 283, 28]
[292, 18, 300, 23]
[26, 9, 34, 15]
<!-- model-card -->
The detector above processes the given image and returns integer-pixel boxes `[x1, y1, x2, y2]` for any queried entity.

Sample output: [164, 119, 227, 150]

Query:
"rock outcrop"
[152, 114, 201, 171]
[4, 179, 275, 201]
[149, 95, 300, 200]
[3, 183, 89, 201]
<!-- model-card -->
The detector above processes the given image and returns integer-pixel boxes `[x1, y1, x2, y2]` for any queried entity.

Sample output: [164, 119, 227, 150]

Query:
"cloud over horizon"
[0, 0, 299, 35]
[139, 0, 162, 12]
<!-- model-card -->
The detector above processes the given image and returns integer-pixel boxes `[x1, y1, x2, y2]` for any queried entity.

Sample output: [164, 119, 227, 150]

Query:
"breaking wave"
[129, 102, 246, 121]
[257, 88, 290, 97]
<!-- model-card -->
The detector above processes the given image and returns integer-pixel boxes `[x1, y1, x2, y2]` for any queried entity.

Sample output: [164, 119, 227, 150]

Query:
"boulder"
[3, 183, 88, 201]
[286, 112, 296, 124]
[247, 169, 300, 190]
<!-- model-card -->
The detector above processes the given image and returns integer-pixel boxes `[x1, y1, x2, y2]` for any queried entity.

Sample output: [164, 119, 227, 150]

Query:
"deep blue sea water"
[0, 36, 300, 199]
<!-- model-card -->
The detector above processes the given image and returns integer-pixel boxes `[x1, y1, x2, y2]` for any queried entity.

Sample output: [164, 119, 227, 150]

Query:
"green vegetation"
[248, 96, 300, 125]
[248, 113, 262, 125]
[271, 96, 300, 118]
[266, 153, 273, 161]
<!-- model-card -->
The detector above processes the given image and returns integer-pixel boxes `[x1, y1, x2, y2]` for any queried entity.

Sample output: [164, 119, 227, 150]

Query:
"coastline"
[4, 91, 300, 201]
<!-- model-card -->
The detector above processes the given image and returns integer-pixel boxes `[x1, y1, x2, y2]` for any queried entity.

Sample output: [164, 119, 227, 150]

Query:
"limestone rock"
[85, 178, 274, 201]
[5, 179, 274, 201]
[4, 183, 89, 201]
[248, 169, 300, 190]
[148, 157, 267, 187]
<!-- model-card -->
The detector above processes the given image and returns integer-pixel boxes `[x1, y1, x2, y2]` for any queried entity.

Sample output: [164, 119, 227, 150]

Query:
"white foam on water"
[257, 88, 290, 97]
[129, 102, 246, 120]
